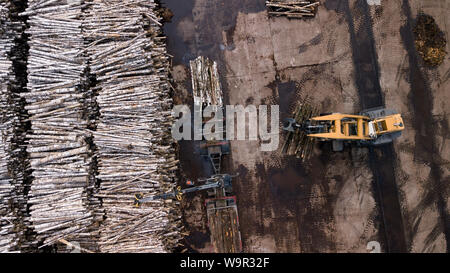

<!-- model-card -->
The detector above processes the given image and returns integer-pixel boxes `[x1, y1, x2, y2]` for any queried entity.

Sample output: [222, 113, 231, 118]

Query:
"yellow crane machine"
[283, 108, 405, 152]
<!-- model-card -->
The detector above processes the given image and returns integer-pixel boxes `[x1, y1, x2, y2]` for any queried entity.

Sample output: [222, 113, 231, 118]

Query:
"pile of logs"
[85, 0, 183, 252]
[1, 0, 184, 252]
[190, 56, 223, 110]
[21, 0, 97, 249]
[281, 99, 319, 162]
[0, 2, 15, 252]
[1, 0, 34, 252]
[266, 1, 320, 19]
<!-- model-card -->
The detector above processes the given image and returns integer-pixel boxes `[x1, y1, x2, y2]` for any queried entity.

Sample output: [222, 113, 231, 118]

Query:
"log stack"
[1, 0, 34, 252]
[0, 132, 15, 253]
[266, 0, 320, 19]
[21, 0, 97, 249]
[0, 2, 16, 252]
[0, 0, 184, 252]
[85, 0, 183, 252]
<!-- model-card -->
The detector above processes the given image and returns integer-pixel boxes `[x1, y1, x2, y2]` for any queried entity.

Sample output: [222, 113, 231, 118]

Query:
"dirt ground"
[164, 0, 449, 253]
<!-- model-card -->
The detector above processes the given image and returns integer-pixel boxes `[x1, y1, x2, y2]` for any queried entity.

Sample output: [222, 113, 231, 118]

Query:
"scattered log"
[266, 0, 320, 19]
[190, 56, 223, 111]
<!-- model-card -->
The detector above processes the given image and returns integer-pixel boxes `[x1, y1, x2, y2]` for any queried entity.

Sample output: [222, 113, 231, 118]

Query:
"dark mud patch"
[245, 96, 254, 106]
[160, 0, 196, 65]
[161, 0, 265, 66]
[256, 151, 337, 252]
[369, 144, 407, 252]
[264, 161, 308, 202]
[323, 0, 346, 13]
[298, 34, 323, 54]
[298, 44, 308, 54]
[277, 81, 297, 120]
[185, 230, 211, 249]
[341, 0, 383, 109]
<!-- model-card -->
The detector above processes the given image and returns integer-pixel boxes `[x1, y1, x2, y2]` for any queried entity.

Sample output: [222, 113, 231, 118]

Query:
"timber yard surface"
[166, 0, 449, 253]
[0, 0, 449, 253]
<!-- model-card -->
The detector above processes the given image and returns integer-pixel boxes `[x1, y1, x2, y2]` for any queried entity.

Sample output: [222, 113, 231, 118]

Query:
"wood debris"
[266, 0, 320, 19]
[413, 14, 447, 66]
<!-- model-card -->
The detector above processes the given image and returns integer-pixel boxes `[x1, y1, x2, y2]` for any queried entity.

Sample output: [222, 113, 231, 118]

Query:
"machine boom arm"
[135, 174, 235, 205]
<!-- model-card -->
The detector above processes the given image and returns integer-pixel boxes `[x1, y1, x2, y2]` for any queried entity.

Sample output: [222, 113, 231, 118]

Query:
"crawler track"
[341, 0, 407, 252]
[400, 0, 450, 252]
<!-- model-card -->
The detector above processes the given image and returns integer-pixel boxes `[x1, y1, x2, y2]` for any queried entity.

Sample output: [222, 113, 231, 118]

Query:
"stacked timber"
[0, 133, 15, 252]
[20, 0, 97, 249]
[0, 1, 16, 252]
[266, 1, 320, 18]
[85, 0, 183, 252]
[1, 0, 32, 252]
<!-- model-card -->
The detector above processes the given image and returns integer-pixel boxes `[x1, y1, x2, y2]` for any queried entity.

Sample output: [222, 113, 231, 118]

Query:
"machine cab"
[368, 114, 404, 138]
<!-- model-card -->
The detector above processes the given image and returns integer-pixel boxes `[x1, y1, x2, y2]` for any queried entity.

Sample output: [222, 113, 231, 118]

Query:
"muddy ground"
[163, 0, 449, 253]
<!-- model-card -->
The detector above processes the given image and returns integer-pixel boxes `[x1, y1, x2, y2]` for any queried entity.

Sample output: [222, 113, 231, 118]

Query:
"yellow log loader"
[283, 108, 405, 152]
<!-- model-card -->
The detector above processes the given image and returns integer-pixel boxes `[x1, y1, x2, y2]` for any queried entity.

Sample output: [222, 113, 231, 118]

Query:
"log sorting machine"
[134, 174, 235, 205]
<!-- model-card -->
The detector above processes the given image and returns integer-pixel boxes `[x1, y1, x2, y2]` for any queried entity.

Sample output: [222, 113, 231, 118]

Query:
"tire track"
[400, 0, 450, 252]
[337, 0, 407, 252]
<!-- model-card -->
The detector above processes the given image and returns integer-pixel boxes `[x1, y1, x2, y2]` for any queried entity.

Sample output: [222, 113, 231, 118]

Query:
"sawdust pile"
[413, 14, 447, 66]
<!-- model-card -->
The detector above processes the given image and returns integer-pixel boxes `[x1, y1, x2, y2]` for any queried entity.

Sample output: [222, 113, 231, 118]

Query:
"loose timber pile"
[190, 56, 223, 110]
[0, 132, 15, 252]
[266, 1, 320, 19]
[281, 100, 319, 162]
[190, 56, 223, 138]
[85, 0, 183, 252]
[413, 14, 447, 66]
[21, 0, 97, 249]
